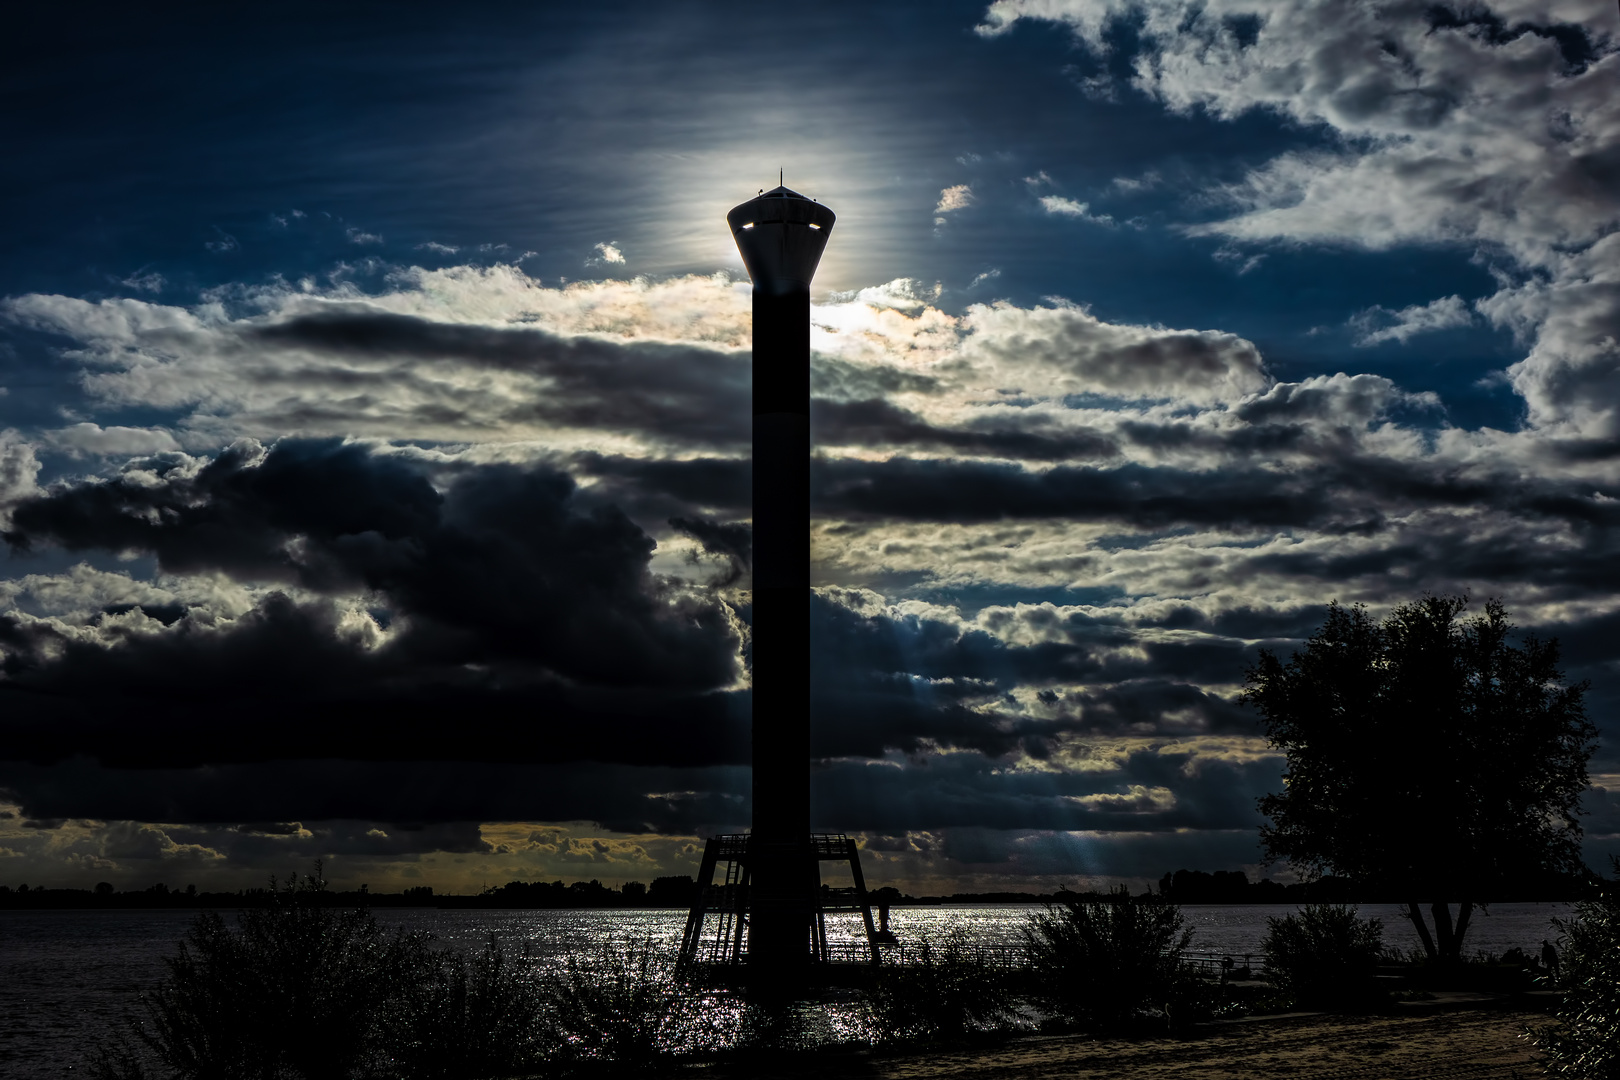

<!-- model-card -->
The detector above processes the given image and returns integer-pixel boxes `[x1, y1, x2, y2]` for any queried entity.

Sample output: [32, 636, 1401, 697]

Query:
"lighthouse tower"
[729, 184, 833, 984]
[678, 183, 880, 994]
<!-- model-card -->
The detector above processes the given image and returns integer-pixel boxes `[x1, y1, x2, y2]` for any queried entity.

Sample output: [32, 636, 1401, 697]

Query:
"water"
[0, 902, 1572, 1078]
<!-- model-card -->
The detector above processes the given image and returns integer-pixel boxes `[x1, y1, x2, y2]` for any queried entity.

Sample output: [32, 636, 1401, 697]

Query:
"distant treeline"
[2, 866, 1592, 911]
[446, 876, 700, 908]
[1153, 868, 1593, 904]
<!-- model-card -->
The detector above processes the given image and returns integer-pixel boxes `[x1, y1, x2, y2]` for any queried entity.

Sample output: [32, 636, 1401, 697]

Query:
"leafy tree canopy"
[1245, 596, 1596, 961]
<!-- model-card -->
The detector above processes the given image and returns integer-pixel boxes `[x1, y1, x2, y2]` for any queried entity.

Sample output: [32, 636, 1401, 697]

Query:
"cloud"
[984, 1, 1618, 254]
[0, 431, 41, 509]
[960, 300, 1270, 403]
[1491, 234, 1620, 436]
[117, 271, 165, 293]
[1350, 295, 1474, 346]
[1039, 196, 1114, 226]
[812, 397, 1119, 461]
[591, 242, 625, 265]
[668, 514, 752, 586]
[980, 0, 1620, 435]
[935, 185, 975, 214]
[0, 272, 754, 450]
[0, 440, 748, 770]
[204, 229, 238, 253]
[346, 228, 383, 245]
[43, 424, 183, 459]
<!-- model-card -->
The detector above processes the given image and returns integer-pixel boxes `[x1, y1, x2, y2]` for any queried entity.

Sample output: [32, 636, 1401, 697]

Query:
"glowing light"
[808, 223, 821, 230]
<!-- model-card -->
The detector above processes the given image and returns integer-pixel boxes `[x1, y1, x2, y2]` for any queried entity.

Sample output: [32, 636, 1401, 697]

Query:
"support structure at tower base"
[677, 833, 886, 985]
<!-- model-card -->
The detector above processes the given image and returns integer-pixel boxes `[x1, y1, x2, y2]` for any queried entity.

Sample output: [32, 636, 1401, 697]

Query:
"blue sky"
[1, 0, 1617, 894]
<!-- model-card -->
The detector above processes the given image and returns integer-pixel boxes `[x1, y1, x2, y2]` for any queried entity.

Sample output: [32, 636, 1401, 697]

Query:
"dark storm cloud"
[245, 308, 751, 446]
[669, 515, 752, 586]
[0, 592, 749, 770]
[569, 453, 751, 518]
[809, 592, 1260, 758]
[811, 454, 1620, 534]
[815, 457, 1324, 527]
[0, 758, 748, 835]
[811, 356, 942, 399]
[0, 439, 747, 769]
[812, 397, 1119, 460]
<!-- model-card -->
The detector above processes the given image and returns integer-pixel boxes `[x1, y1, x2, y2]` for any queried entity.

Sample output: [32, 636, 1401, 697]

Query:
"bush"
[1532, 879, 1620, 1078]
[860, 927, 1024, 1045]
[94, 869, 414, 1080]
[1022, 886, 1200, 1032]
[547, 938, 701, 1070]
[92, 868, 568, 1080]
[375, 935, 559, 1079]
[1261, 904, 1383, 1009]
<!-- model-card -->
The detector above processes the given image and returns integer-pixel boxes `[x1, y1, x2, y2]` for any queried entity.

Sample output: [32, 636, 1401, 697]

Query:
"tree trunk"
[1431, 901, 1456, 963]
[1449, 901, 1474, 962]
[1410, 902, 1474, 964]
[1405, 900, 1438, 961]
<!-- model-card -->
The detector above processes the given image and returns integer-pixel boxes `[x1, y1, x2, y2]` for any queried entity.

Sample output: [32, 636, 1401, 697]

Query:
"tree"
[1245, 596, 1595, 963]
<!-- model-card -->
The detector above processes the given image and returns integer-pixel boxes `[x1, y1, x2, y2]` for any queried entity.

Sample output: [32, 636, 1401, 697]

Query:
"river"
[0, 902, 1571, 1078]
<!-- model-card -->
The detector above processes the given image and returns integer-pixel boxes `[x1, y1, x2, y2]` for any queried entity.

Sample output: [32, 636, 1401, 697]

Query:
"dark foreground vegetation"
[87, 865, 1620, 1080]
[1531, 866, 1620, 1077]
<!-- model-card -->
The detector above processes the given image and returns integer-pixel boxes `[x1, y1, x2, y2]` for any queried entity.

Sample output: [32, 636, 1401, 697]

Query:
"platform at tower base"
[677, 832, 898, 987]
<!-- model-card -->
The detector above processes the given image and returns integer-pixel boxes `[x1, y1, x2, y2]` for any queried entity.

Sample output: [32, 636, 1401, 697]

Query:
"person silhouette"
[1541, 938, 1560, 981]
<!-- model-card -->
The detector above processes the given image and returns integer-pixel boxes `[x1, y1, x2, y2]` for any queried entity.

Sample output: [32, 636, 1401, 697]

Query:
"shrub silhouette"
[547, 938, 698, 1070]
[94, 868, 409, 1080]
[1532, 869, 1620, 1077]
[1022, 886, 1199, 1032]
[92, 868, 565, 1080]
[1261, 905, 1384, 1009]
[374, 935, 558, 1079]
[860, 926, 1023, 1044]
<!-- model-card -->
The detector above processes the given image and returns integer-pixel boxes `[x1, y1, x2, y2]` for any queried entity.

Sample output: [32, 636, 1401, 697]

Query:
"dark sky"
[1, 0, 1617, 893]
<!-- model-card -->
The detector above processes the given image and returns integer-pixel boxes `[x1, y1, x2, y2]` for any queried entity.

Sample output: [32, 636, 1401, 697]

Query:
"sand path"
[732, 1009, 1546, 1079]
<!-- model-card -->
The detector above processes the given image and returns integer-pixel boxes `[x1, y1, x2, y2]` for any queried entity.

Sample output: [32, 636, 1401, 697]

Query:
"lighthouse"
[678, 184, 879, 993]
[729, 183, 833, 983]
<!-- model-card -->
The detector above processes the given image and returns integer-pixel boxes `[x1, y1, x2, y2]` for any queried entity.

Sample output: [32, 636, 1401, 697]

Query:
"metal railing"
[1182, 951, 1267, 977]
[822, 942, 1267, 976]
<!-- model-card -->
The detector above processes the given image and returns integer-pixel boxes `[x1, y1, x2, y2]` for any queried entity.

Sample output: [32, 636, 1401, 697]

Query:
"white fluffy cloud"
[1039, 195, 1114, 226]
[979, 0, 1620, 434]
[0, 270, 755, 451]
[959, 299, 1270, 403]
[1350, 295, 1474, 347]
[935, 184, 975, 214]
[44, 423, 183, 458]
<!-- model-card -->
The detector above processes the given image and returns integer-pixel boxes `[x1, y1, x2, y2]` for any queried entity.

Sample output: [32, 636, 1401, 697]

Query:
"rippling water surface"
[0, 902, 1570, 1078]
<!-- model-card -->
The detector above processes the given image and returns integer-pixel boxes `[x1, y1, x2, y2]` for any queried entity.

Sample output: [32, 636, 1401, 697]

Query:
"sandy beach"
[715, 1007, 1547, 1079]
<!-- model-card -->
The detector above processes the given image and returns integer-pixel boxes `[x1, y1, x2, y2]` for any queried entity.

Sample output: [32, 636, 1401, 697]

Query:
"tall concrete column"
[727, 185, 834, 989]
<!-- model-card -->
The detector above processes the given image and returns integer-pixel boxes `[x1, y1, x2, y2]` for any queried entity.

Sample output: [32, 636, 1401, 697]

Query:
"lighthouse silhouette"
[678, 182, 884, 994]
[732, 180, 831, 987]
